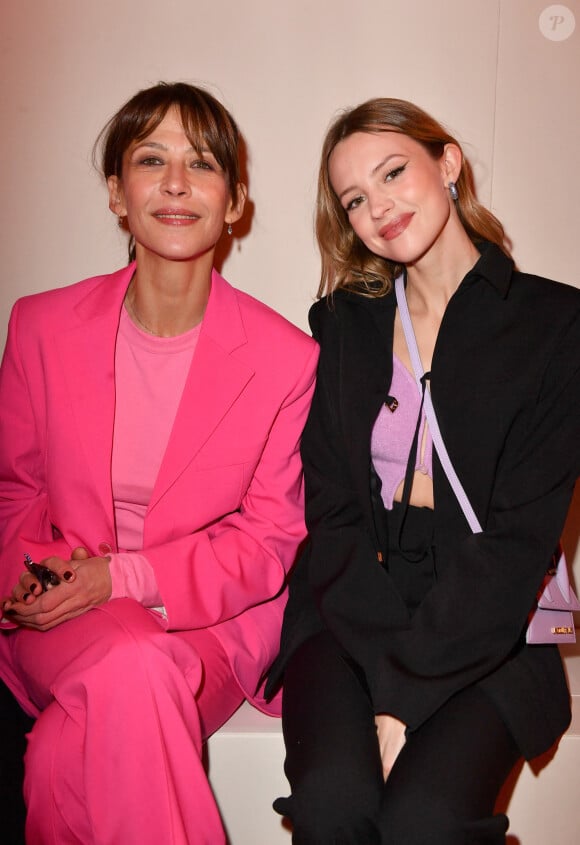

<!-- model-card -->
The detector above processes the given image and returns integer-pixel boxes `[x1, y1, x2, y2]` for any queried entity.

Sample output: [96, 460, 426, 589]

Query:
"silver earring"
[448, 182, 459, 201]
[227, 223, 233, 236]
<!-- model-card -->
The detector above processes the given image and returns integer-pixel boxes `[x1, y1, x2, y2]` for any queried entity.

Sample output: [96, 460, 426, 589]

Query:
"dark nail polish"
[23, 593, 30, 601]
[2, 608, 16, 616]
[30, 583, 38, 594]
[63, 571, 73, 581]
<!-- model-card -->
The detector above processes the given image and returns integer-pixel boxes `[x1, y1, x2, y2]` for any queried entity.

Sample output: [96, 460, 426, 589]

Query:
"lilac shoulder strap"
[394, 275, 482, 534]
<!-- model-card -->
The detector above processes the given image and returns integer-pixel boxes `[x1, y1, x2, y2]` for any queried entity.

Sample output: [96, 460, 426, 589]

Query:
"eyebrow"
[131, 141, 214, 156]
[337, 153, 404, 200]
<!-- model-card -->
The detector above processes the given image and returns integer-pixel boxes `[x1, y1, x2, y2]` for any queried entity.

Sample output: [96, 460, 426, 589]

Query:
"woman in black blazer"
[266, 98, 580, 844]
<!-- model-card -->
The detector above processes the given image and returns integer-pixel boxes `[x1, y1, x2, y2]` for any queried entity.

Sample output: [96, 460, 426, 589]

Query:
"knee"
[275, 771, 381, 845]
[64, 603, 163, 676]
[55, 601, 202, 699]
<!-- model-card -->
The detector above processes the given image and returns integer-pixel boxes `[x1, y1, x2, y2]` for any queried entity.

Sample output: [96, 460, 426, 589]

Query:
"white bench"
[207, 642, 580, 845]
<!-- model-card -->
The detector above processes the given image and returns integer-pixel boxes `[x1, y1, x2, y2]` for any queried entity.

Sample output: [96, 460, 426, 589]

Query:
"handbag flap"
[537, 551, 580, 611]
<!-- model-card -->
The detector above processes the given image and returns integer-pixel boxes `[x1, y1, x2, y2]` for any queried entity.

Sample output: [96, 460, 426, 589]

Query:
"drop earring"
[118, 215, 125, 228]
[448, 182, 459, 201]
[227, 223, 233, 236]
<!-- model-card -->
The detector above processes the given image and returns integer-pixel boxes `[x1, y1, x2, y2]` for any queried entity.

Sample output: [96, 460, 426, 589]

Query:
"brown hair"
[316, 97, 511, 298]
[95, 82, 243, 261]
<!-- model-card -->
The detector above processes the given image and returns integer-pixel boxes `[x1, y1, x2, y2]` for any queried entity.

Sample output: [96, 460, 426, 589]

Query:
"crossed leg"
[4, 599, 243, 845]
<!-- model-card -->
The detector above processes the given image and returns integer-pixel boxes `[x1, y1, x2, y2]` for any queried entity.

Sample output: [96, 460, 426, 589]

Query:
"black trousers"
[0, 679, 32, 844]
[274, 632, 520, 845]
[276, 506, 521, 844]
[276, 631, 521, 845]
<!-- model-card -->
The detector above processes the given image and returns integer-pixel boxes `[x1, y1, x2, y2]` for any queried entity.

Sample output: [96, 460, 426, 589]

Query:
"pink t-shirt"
[371, 354, 433, 509]
[107, 307, 200, 607]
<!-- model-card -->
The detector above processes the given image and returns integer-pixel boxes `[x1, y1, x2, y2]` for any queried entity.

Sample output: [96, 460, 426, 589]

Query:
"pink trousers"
[0, 599, 245, 844]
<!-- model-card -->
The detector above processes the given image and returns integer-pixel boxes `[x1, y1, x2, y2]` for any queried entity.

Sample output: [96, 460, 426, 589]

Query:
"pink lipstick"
[379, 213, 414, 241]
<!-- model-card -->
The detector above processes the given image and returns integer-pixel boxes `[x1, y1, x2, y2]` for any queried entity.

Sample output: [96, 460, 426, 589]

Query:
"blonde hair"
[316, 98, 511, 298]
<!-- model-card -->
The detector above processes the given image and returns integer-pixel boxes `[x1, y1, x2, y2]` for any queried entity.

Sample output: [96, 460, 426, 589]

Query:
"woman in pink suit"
[0, 82, 318, 844]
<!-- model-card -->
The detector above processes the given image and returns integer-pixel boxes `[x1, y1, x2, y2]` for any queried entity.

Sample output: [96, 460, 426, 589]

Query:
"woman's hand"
[374, 713, 407, 781]
[1, 547, 112, 631]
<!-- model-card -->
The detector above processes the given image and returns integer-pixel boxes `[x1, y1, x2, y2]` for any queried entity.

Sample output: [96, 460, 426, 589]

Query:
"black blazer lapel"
[337, 291, 396, 530]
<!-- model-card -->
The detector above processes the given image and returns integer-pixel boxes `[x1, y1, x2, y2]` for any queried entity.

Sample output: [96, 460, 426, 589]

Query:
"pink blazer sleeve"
[0, 299, 72, 605]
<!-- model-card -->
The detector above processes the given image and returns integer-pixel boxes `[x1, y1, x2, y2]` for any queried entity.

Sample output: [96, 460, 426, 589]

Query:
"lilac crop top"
[371, 354, 433, 510]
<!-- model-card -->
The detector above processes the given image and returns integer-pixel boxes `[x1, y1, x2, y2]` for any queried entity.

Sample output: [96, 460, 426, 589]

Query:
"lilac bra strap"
[394, 274, 482, 534]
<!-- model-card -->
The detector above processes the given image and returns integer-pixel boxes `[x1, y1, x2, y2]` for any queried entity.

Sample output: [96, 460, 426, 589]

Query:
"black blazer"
[268, 243, 580, 760]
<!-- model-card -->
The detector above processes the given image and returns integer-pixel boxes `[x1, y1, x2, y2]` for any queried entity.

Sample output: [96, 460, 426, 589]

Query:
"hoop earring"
[227, 223, 233, 236]
[448, 182, 459, 202]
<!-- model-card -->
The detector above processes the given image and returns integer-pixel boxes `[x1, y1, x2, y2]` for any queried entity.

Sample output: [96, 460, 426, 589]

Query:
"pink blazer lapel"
[55, 264, 135, 531]
[148, 271, 255, 512]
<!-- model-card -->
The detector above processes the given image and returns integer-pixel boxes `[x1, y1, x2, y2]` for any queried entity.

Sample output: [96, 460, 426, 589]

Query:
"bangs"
[100, 83, 241, 200]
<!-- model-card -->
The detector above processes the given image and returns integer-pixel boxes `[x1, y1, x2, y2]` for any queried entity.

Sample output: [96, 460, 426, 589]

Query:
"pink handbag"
[395, 275, 578, 645]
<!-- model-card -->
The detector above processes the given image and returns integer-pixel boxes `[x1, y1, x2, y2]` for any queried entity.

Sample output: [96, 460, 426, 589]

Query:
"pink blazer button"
[98, 542, 113, 556]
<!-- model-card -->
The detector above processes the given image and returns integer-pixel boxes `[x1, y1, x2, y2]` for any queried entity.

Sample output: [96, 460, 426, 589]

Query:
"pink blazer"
[0, 264, 318, 712]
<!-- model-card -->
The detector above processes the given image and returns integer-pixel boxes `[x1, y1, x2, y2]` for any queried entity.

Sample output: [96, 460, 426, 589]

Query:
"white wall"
[1, 1, 578, 561]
